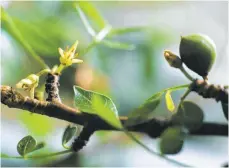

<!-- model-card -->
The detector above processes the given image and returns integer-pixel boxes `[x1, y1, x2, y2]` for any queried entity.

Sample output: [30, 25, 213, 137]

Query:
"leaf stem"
[1, 150, 72, 160]
[56, 64, 65, 74]
[122, 129, 191, 167]
[36, 69, 51, 77]
[80, 41, 97, 56]
[179, 66, 195, 81]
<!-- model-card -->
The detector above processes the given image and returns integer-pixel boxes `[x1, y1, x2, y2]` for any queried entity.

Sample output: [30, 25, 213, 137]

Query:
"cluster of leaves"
[73, 85, 204, 155]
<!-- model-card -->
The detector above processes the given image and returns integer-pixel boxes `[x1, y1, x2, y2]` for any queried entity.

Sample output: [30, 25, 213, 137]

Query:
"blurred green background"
[1, 1, 228, 167]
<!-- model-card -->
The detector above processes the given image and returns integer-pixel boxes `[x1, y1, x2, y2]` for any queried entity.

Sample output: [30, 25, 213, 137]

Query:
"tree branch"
[1, 85, 228, 137]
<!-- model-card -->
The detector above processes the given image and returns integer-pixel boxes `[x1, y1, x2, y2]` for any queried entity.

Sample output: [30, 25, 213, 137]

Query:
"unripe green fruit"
[179, 34, 216, 78]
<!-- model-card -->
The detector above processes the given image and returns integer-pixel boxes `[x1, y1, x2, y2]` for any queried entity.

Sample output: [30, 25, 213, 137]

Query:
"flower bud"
[16, 74, 39, 91]
[164, 50, 182, 68]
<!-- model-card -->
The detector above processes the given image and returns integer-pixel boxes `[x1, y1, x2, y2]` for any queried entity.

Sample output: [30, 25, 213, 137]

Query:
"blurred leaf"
[62, 125, 77, 148]
[101, 40, 135, 50]
[75, 1, 107, 32]
[108, 26, 148, 37]
[17, 135, 36, 157]
[73, 86, 118, 116]
[12, 17, 66, 57]
[159, 126, 185, 155]
[172, 101, 204, 132]
[165, 90, 175, 113]
[1, 8, 48, 68]
[75, 3, 96, 36]
[138, 43, 154, 80]
[1, 153, 10, 158]
[19, 112, 53, 136]
[221, 102, 228, 120]
[94, 25, 112, 42]
[92, 95, 122, 129]
[125, 92, 163, 126]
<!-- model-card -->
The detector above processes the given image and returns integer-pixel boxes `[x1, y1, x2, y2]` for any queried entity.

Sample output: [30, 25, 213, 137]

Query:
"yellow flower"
[58, 40, 83, 67]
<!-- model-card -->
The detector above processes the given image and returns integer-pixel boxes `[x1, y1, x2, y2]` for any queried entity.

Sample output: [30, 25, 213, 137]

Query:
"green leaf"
[165, 90, 175, 112]
[221, 102, 228, 120]
[101, 40, 135, 50]
[172, 101, 204, 132]
[33, 142, 45, 152]
[125, 92, 163, 127]
[17, 135, 36, 157]
[62, 125, 77, 148]
[92, 95, 122, 129]
[74, 86, 118, 115]
[159, 126, 185, 155]
[75, 1, 107, 35]
[73, 86, 121, 129]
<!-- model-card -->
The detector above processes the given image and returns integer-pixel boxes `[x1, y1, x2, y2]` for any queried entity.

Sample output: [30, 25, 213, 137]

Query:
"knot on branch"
[190, 79, 228, 104]
[45, 73, 61, 103]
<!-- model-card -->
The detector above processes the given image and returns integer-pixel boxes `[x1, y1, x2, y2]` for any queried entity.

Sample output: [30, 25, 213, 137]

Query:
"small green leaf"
[92, 95, 122, 129]
[125, 92, 163, 127]
[62, 125, 77, 148]
[101, 40, 135, 50]
[73, 86, 118, 115]
[165, 90, 175, 112]
[159, 126, 185, 155]
[17, 135, 36, 157]
[172, 101, 204, 132]
[221, 102, 228, 120]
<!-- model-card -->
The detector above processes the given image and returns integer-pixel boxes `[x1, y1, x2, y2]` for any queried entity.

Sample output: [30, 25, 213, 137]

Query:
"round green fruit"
[179, 34, 216, 78]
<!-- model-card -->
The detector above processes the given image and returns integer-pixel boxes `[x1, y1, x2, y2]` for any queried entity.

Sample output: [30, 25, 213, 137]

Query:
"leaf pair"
[171, 101, 204, 132]
[159, 101, 204, 155]
[17, 136, 45, 157]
